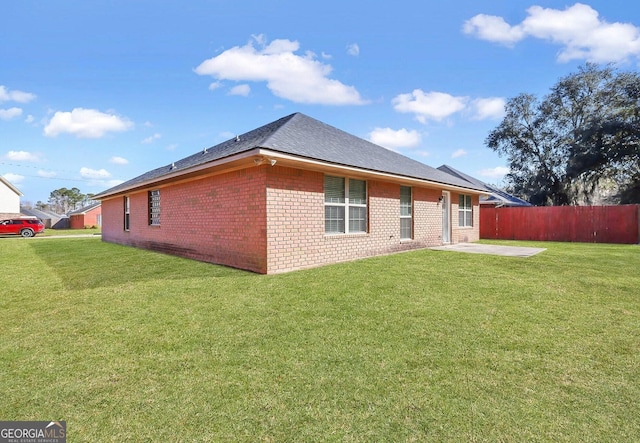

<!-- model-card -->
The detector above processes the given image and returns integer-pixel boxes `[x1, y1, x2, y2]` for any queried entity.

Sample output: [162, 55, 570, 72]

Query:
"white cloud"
[44, 108, 133, 138]
[470, 97, 506, 120]
[392, 89, 506, 123]
[110, 156, 129, 165]
[464, 3, 640, 63]
[0, 107, 23, 120]
[80, 167, 111, 179]
[142, 133, 161, 144]
[2, 173, 24, 184]
[346, 43, 360, 56]
[369, 127, 421, 150]
[229, 84, 251, 96]
[0, 86, 36, 103]
[208, 81, 223, 90]
[463, 14, 525, 46]
[194, 35, 367, 105]
[479, 166, 510, 179]
[80, 169, 123, 189]
[392, 90, 468, 123]
[37, 170, 57, 178]
[6, 150, 39, 162]
[451, 149, 467, 158]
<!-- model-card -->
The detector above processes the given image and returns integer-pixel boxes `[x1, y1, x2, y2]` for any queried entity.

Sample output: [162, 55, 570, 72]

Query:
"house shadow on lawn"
[28, 238, 249, 290]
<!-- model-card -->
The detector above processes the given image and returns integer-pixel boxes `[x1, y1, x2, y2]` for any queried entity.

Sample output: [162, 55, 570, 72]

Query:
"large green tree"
[48, 187, 87, 214]
[487, 64, 640, 205]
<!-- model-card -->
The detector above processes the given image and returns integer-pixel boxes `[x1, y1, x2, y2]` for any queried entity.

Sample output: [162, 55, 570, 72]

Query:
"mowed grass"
[39, 227, 101, 237]
[1, 238, 638, 442]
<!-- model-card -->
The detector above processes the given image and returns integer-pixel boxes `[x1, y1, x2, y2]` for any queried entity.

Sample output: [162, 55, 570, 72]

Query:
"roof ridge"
[256, 112, 303, 148]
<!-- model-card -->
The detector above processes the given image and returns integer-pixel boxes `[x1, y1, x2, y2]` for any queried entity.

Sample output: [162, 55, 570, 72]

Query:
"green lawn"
[39, 227, 101, 237]
[1, 238, 638, 442]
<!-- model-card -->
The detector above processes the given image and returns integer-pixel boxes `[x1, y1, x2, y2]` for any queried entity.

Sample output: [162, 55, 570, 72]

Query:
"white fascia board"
[257, 149, 488, 195]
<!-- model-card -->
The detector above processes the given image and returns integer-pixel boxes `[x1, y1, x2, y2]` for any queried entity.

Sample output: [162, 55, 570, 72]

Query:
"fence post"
[637, 205, 640, 244]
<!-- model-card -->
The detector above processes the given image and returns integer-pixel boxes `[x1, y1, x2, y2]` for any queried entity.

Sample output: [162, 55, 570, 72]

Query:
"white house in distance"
[0, 176, 23, 219]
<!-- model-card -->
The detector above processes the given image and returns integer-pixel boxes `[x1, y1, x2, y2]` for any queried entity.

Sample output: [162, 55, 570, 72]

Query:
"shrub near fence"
[480, 205, 640, 244]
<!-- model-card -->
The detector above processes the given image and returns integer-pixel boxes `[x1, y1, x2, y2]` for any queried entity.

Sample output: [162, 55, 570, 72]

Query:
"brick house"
[69, 202, 102, 229]
[94, 113, 486, 274]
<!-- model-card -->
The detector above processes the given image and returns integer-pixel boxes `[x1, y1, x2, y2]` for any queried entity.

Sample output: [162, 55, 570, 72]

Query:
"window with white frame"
[148, 190, 161, 226]
[324, 175, 367, 234]
[124, 196, 130, 231]
[400, 186, 412, 239]
[459, 194, 472, 227]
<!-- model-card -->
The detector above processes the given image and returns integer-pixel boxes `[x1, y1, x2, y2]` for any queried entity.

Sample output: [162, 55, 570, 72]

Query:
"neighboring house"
[95, 113, 487, 274]
[437, 164, 532, 207]
[20, 207, 69, 229]
[69, 202, 102, 229]
[0, 176, 23, 219]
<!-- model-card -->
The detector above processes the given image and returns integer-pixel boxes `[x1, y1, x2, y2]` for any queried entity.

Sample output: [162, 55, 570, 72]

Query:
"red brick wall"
[265, 167, 479, 273]
[69, 215, 84, 229]
[450, 193, 480, 244]
[101, 165, 480, 274]
[102, 168, 268, 273]
[414, 187, 446, 246]
[70, 206, 102, 229]
[0, 212, 21, 219]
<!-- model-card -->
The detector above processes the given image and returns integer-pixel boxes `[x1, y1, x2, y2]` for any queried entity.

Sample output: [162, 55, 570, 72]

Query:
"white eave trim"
[95, 147, 487, 199]
[94, 149, 262, 199]
[256, 148, 488, 195]
[0, 176, 23, 197]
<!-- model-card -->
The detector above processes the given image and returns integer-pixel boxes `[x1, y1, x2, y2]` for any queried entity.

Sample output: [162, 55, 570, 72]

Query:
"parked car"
[0, 218, 45, 237]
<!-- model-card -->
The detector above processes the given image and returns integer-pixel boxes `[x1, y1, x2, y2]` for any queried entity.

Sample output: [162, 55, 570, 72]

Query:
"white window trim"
[149, 189, 161, 226]
[324, 176, 367, 235]
[400, 186, 412, 240]
[459, 194, 473, 228]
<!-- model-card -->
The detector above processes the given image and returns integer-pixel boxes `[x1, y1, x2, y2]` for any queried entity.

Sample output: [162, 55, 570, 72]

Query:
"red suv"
[0, 218, 45, 237]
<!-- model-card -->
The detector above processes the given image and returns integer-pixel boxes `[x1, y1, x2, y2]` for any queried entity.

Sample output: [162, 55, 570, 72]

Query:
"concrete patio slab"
[430, 243, 546, 258]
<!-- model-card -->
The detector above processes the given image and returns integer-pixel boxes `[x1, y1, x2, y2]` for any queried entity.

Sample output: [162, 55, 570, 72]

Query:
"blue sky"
[2, 0, 640, 204]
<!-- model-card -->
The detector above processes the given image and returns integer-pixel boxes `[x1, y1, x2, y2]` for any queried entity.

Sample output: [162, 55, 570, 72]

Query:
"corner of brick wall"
[101, 165, 481, 274]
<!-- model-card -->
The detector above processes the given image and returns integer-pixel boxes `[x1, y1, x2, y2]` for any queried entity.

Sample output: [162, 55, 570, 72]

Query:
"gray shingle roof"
[437, 164, 531, 207]
[437, 164, 490, 191]
[68, 201, 102, 215]
[97, 113, 484, 197]
[19, 207, 66, 219]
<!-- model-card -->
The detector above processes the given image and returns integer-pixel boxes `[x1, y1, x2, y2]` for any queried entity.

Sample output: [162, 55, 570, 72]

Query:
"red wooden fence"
[480, 205, 640, 244]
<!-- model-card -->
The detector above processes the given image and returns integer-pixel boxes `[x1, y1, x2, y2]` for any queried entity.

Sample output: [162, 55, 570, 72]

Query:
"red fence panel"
[480, 207, 496, 239]
[480, 205, 640, 244]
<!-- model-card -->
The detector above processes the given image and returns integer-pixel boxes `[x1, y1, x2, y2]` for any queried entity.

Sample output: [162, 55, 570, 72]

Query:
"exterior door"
[442, 191, 450, 243]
